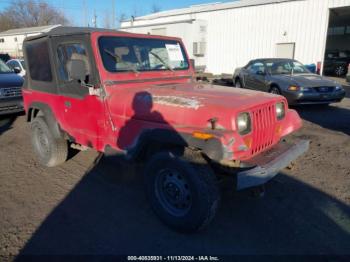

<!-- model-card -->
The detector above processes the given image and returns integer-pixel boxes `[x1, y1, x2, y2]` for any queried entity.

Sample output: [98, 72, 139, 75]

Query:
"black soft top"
[25, 26, 128, 42]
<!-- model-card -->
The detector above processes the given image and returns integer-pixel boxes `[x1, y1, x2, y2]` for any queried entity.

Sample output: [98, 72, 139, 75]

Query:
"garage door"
[276, 43, 295, 59]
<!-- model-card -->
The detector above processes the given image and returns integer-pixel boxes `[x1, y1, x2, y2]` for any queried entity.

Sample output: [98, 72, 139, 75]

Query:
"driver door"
[246, 61, 267, 91]
[53, 37, 106, 149]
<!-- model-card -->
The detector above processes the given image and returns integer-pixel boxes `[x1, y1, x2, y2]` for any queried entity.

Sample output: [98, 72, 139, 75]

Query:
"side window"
[7, 61, 15, 69]
[247, 62, 265, 74]
[26, 41, 53, 82]
[13, 61, 20, 68]
[57, 43, 90, 82]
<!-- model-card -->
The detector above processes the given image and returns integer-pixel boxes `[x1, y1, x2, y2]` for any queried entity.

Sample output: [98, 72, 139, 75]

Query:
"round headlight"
[276, 102, 285, 120]
[237, 112, 251, 135]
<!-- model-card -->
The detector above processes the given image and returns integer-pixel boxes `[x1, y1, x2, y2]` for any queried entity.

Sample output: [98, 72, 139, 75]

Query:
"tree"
[0, 0, 69, 32]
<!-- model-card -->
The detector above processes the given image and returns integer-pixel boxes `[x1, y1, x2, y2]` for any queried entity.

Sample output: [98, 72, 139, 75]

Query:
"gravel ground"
[0, 94, 349, 257]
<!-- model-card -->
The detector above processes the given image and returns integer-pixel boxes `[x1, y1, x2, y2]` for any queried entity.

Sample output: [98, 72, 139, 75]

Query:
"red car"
[22, 27, 308, 232]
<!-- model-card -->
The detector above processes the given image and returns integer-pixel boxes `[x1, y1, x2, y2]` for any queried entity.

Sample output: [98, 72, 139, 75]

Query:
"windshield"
[20, 60, 26, 69]
[266, 60, 310, 75]
[0, 59, 13, 73]
[98, 36, 189, 73]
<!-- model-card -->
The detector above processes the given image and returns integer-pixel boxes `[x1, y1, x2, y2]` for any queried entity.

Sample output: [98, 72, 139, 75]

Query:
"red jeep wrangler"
[22, 27, 308, 232]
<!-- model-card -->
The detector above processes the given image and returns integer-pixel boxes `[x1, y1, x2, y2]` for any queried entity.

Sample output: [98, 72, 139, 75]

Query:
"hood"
[107, 82, 284, 130]
[272, 73, 338, 87]
[0, 73, 24, 88]
[145, 83, 280, 109]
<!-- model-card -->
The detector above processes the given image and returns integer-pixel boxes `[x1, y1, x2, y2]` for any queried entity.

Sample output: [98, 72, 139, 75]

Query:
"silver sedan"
[233, 58, 346, 105]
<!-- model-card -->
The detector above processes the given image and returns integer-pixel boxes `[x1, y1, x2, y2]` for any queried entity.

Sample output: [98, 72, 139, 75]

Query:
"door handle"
[64, 101, 71, 108]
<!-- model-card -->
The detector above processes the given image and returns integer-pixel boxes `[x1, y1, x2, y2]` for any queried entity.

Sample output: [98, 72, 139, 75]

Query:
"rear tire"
[31, 117, 68, 167]
[144, 150, 220, 232]
[235, 78, 243, 88]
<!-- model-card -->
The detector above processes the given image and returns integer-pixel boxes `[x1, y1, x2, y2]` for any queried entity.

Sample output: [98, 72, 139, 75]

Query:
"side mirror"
[66, 59, 87, 82]
[256, 70, 266, 76]
[13, 67, 21, 74]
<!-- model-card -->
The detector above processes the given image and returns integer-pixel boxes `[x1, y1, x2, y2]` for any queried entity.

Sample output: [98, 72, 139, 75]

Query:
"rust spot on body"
[153, 95, 203, 110]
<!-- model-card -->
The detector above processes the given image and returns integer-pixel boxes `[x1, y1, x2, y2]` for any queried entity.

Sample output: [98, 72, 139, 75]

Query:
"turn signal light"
[275, 125, 282, 136]
[243, 137, 252, 149]
[192, 132, 214, 140]
[288, 86, 300, 91]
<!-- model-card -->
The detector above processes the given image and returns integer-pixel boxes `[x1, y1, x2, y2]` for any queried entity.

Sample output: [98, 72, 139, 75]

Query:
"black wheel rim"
[34, 126, 50, 158]
[155, 168, 192, 217]
[335, 66, 345, 76]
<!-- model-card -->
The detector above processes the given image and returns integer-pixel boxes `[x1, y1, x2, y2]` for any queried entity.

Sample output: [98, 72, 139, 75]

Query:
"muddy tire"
[144, 150, 220, 232]
[31, 117, 68, 167]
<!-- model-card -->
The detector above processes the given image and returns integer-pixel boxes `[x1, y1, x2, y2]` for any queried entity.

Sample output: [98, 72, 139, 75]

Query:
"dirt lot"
[0, 90, 350, 257]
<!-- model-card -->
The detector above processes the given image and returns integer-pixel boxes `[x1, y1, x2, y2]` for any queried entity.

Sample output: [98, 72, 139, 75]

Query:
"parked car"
[323, 50, 350, 76]
[0, 59, 24, 115]
[0, 53, 11, 63]
[6, 59, 26, 77]
[23, 27, 308, 232]
[233, 58, 346, 105]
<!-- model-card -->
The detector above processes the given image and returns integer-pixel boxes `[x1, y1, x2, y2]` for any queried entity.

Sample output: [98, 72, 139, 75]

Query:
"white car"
[6, 59, 26, 77]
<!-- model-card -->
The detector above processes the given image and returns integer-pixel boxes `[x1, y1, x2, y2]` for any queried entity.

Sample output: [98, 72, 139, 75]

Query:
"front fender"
[280, 109, 302, 137]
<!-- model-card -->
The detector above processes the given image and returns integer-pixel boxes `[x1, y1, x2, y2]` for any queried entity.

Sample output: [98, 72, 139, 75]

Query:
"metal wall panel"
[121, 0, 350, 75]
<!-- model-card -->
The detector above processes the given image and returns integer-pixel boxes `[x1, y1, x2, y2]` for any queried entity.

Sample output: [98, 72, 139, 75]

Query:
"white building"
[0, 25, 60, 58]
[120, 0, 350, 75]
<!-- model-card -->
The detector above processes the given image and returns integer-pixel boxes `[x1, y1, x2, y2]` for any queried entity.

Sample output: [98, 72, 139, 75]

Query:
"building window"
[151, 28, 167, 36]
[346, 26, 350, 34]
[193, 42, 206, 56]
[328, 26, 345, 35]
[200, 25, 207, 33]
[26, 40, 53, 82]
[0, 38, 4, 43]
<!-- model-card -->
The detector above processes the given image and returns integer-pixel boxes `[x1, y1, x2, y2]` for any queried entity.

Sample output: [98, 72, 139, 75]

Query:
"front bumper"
[0, 97, 24, 115]
[236, 139, 309, 190]
[283, 90, 346, 105]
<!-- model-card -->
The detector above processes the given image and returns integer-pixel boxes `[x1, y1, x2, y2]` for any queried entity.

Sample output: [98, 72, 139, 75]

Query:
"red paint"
[23, 31, 302, 161]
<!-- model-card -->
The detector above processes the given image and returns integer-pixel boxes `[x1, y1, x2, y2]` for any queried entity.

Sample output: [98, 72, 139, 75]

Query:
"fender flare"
[128, 129, 224, 162]
[27, 102, 64, 139]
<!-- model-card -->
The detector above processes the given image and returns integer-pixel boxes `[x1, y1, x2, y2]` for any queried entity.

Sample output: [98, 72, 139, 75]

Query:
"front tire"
[144, 150, 220, 232]
[31, 117, 68, 167]
[269, 86, 281, 95]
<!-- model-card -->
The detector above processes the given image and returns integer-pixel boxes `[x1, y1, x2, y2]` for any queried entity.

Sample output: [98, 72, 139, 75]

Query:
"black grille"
[316, 86, 334, 93]
[0, 87, 22, 98]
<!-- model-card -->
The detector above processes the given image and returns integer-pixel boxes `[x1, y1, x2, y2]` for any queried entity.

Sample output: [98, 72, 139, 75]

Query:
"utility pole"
[112, 0, 115, 29]
[93, 9, 97, 28]
[83, 0, 87, 27]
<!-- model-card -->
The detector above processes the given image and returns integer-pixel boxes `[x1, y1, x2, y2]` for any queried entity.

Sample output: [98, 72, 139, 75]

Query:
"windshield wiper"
[149, 51, 174, 72]
[103, 48, 139, 74]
